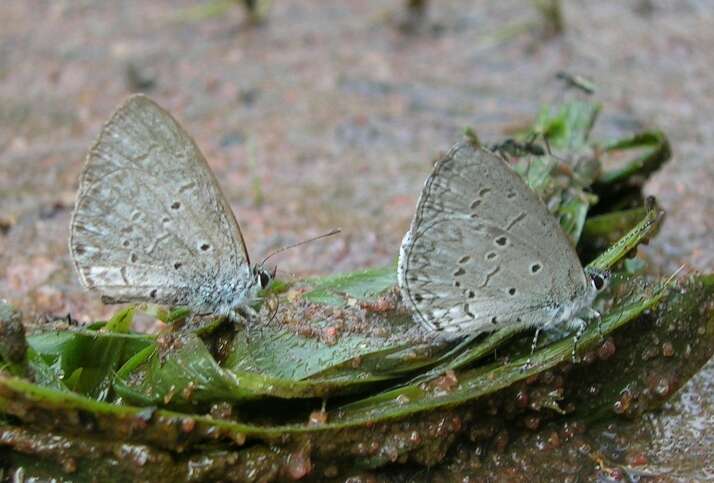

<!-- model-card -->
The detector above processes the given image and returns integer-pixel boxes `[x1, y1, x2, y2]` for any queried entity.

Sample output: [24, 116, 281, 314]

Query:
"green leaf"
[303, 265, 397, 305]
[226, 327, 390, 380]
[557, 194, 590, 242]
[27, 323, 152, 400]
[103, 307, 134, 333]
[113, 333, 394, 407]
[532, 101, 601, 150]
[587, 198, 663, 272]
[597, 130, 671, 186]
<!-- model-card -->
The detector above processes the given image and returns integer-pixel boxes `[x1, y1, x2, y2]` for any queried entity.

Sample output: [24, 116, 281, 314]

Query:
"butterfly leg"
[571, 317, 587, 362]
[232, 305, 260, 325]
[522, 327, 544, 372]
[594, 309, 603, 341]
[581, 307, 603, 340]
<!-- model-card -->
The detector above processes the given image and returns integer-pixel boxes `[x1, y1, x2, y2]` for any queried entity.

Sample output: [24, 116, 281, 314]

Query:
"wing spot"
[530, 263, 542, 274]
[506, 212, 527, 231]
[458, 255, 471, 264]
[453, 267, 465, 277]
[130, 253, 138, 263]
[200, 243, 210, 251]
[507, 191, 517, 199]
[491, 316, 498, 325]
[453, 280, 461, 288]
[467, 290, 475, 298]
[171, 201, 181, 210]
[495, 236, 508, 247]
[150, 289, 157, 299]
[481, 265, 501, 288]
[479, 188, 491, 197]
[179, 182, 196, 193]
[414, 293, 423, 302]
[486, 251, 498, 261]
[174, 262, 182, 270]
[508, 288, 517, 296]
[122, 240, 130, 247]
[147, 233, 170, 255]
[470, 199, 481, 210]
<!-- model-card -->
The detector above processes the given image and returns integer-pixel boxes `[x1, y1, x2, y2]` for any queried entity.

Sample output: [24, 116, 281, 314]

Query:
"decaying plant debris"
[1, 101, 712, 481]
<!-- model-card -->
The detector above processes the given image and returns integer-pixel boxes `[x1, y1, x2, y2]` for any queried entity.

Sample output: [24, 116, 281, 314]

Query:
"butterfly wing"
[69, 95, 252, 311]
[398, 143, 591, 335]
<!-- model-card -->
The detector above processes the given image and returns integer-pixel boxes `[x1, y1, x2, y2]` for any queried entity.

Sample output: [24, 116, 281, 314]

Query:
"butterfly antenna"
[260, 229, 341, 266]
[267, 293, 280, 324]
[539, 132, 568, 164]
[525, 131, 539, 146]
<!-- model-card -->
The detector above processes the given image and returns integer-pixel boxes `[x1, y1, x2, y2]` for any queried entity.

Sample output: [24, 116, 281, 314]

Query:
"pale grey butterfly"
[398, 141, 609, 364]
[69, 94, 276, 321]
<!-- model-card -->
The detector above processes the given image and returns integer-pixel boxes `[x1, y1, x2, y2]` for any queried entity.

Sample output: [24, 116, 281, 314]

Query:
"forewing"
[398, 143, 589, 334]
[69, 95, 249, 306]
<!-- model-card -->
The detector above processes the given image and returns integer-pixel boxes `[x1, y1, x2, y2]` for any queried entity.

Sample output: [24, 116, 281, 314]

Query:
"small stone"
[524, 415, 540, 431]
[662, 342, 674, 357]
[547, 431, 561, 449]
[286, 450, 312, 480]
[597, 338, 616, 360]
[493, 429, 509, 453]
[627, 452, 649, 466]
[309, 410, 328, 425]
[181, 418, 195, 433]
[323, 465, 339, 478]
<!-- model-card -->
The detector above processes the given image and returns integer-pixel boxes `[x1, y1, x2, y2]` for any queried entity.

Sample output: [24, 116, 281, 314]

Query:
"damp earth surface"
[1, 1, 713, 479]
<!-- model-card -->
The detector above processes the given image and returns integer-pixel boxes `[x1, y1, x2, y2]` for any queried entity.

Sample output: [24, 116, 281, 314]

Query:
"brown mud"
[1, 1, 712, 479]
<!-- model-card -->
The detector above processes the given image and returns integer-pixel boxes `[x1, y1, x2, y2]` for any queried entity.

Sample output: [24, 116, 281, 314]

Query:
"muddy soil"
[1, 1, 712, 479]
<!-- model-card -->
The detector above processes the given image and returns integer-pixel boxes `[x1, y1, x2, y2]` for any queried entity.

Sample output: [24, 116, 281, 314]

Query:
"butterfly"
[69, 95, 274, 320]
[398, 141, 608, 361]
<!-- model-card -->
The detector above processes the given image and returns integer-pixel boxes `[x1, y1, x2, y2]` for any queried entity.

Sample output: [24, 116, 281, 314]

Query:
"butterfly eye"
[592, 273, 606, 291]
[259, 270, 271, 289]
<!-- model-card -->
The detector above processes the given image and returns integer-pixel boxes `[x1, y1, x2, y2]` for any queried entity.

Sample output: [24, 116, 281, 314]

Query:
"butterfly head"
[585, 267, 610, 294]
[254, 229, 341, 292]
[253, 264, 276, 291]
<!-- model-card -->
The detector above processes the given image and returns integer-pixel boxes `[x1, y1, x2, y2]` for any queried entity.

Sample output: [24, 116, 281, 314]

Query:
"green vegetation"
[1, 100, 709, 481]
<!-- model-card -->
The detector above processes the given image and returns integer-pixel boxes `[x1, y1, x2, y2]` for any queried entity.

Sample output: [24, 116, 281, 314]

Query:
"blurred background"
[0, 1, 712, 476]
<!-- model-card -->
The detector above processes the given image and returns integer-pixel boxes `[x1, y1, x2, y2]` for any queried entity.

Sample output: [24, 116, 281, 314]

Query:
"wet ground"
[0, 0, 712, 479]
